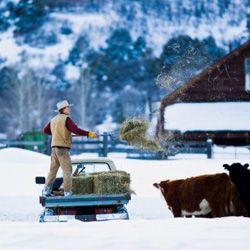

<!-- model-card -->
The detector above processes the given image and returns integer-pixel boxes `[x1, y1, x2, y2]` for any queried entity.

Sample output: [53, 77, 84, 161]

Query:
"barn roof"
[160, 40, 250, 107]
[164, 102, 250, 132]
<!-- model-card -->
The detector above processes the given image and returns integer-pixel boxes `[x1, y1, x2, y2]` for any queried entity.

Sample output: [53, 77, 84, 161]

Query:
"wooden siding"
[158, 41, 250, 145]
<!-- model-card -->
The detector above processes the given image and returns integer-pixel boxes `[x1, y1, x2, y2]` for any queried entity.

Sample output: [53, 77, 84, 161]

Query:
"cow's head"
[223, 163, 249, 172]
[153, 180, 170, 193]
[153, 183, 160, 189]
[153, 180, 174, 212]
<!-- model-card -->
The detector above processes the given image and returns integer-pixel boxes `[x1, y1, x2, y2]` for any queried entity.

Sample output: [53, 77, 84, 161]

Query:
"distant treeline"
[1, 0, 246, 137]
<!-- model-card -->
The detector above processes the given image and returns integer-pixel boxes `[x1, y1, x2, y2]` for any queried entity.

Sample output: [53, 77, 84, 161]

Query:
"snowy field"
[0, 148, 250, 249]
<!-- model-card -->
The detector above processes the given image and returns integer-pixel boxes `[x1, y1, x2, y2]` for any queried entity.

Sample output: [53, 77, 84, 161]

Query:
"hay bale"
[72, 171, 131, 195]
[93, 171, 131, 195]
[72, 175, 94, 195]
[120, 118, 163, 152]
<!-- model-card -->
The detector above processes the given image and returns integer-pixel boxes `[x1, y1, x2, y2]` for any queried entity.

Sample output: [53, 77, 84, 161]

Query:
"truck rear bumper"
[40, 193, 131, 207]
[40, 212, 129, 222]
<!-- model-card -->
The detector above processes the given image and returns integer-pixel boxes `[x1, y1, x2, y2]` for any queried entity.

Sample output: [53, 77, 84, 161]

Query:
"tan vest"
[50, 114, 72, 148]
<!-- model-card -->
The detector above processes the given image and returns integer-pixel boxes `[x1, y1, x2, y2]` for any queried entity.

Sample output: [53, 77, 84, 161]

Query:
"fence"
[66, 133, 166, 159]
[0, 133, 215, 159]
[163, 139, 213, 159]
[0, 140, 45, 150]
[212, 144, 250, 159]
[0, 133, 165, 159]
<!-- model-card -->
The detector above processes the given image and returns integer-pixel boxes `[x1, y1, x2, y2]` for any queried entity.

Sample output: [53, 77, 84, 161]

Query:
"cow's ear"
[163, 179, 170, 184]
[153, 183, 160, 189]
[223, 164, 230, 169]
[244, 163, 249, 169]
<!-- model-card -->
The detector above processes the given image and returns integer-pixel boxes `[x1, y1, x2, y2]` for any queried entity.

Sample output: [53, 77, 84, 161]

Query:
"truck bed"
[40, 193, 131, 208]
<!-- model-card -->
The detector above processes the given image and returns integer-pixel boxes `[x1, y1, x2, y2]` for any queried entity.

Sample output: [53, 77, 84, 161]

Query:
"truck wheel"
[39, 212, 45, 223]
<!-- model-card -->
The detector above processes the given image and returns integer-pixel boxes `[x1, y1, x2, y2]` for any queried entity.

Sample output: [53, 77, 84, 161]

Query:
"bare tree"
[0, 66, 54, 136]
[30, 70, 54, 130]
[69, 64, 94, 129]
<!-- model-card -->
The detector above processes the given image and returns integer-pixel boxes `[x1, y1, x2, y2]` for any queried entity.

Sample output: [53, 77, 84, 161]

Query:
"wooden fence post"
[207, 139, 213, 159]
[102, 132, 109, 157]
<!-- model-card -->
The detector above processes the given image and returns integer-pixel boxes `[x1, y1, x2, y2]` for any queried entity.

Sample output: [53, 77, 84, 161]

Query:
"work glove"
[88, 131, 98, 138]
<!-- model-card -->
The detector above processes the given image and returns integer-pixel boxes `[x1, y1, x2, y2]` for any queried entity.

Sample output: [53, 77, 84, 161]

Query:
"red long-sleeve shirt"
[43, 117, 89, 136]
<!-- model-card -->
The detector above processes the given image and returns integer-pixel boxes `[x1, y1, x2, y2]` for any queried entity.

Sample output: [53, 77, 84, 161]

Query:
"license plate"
[96, 213, 128, 221]
[43, 215, 76, 222]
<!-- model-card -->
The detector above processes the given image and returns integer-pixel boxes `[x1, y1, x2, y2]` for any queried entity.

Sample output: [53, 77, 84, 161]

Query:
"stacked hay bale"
[94, 171, 130, 195]
[72, 171, 131, 195]
[72, 175, 94, 195]
[120, 118, 162, 152]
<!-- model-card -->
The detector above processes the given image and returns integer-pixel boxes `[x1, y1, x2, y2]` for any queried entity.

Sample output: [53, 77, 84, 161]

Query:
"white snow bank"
[0, 148, 49, 197]
[1, 218, 250, 250]
[0, 148, 250, 249]
[164, 102, 250, 132]
[0, 147, 49, 164]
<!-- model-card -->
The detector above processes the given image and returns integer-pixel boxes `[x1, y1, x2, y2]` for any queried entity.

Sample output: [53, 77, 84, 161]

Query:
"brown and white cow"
[153, 173, 245, 218]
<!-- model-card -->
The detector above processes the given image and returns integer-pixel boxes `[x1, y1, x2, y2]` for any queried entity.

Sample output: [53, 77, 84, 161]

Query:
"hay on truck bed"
[72, 171, 131, 195]
[120, 118, 163, 152]
[94, 171, 130, 195]
[72, 175, 94, 195]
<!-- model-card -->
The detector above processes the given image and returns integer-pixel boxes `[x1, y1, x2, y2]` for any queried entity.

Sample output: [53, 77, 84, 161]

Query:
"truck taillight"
[95, 208, 113, 214]
[106, 208, 112, 213]
[58, 208, 76, 215]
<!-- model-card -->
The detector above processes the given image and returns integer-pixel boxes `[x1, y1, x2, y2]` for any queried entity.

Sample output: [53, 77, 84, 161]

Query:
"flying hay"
[120, 118, 163, 152]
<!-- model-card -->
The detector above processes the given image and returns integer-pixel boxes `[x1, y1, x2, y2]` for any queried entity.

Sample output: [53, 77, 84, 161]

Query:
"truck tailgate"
[40, 193, 131, 208]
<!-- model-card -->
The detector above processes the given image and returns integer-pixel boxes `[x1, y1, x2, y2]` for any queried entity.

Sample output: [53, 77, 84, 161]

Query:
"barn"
[157, 41, 250, 146]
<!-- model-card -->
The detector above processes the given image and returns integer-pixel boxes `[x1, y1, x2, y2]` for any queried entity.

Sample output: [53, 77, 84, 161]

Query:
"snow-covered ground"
[0, 147, 250, 249]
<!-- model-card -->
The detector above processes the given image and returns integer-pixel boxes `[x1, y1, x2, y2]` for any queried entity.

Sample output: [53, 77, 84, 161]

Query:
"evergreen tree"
[68, 36, 95, 66]
[92, 29, 159, 91]
[90, 28, 161, 122]
[14, 0, 47, 35]
[0, 2, 16, 31]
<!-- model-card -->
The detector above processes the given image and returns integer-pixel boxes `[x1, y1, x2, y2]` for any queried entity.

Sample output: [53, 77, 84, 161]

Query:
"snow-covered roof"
[164, 102, 250, 132]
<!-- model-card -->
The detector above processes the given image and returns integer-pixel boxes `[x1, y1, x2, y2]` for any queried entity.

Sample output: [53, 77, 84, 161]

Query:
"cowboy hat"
[55, 100, 74, 112]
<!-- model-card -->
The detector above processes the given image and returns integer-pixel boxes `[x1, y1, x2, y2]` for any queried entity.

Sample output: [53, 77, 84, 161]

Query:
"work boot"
[42, 186, 52, 196]
[64, 191, 73, 197]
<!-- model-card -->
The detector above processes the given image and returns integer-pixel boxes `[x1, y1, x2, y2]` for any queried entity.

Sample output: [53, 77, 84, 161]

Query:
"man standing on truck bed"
[42, 100, 97, 196]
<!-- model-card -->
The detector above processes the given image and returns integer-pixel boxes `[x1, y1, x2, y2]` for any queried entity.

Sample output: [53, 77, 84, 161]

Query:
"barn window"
[245, 58, 250, 91]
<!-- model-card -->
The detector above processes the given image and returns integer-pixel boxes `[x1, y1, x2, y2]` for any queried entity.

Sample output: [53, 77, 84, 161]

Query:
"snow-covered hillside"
[0, 0, 248, 68]
[0, 147, 250, 249]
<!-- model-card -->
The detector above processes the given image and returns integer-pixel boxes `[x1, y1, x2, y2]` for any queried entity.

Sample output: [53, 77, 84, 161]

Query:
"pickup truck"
[35, 158, 131, 222]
